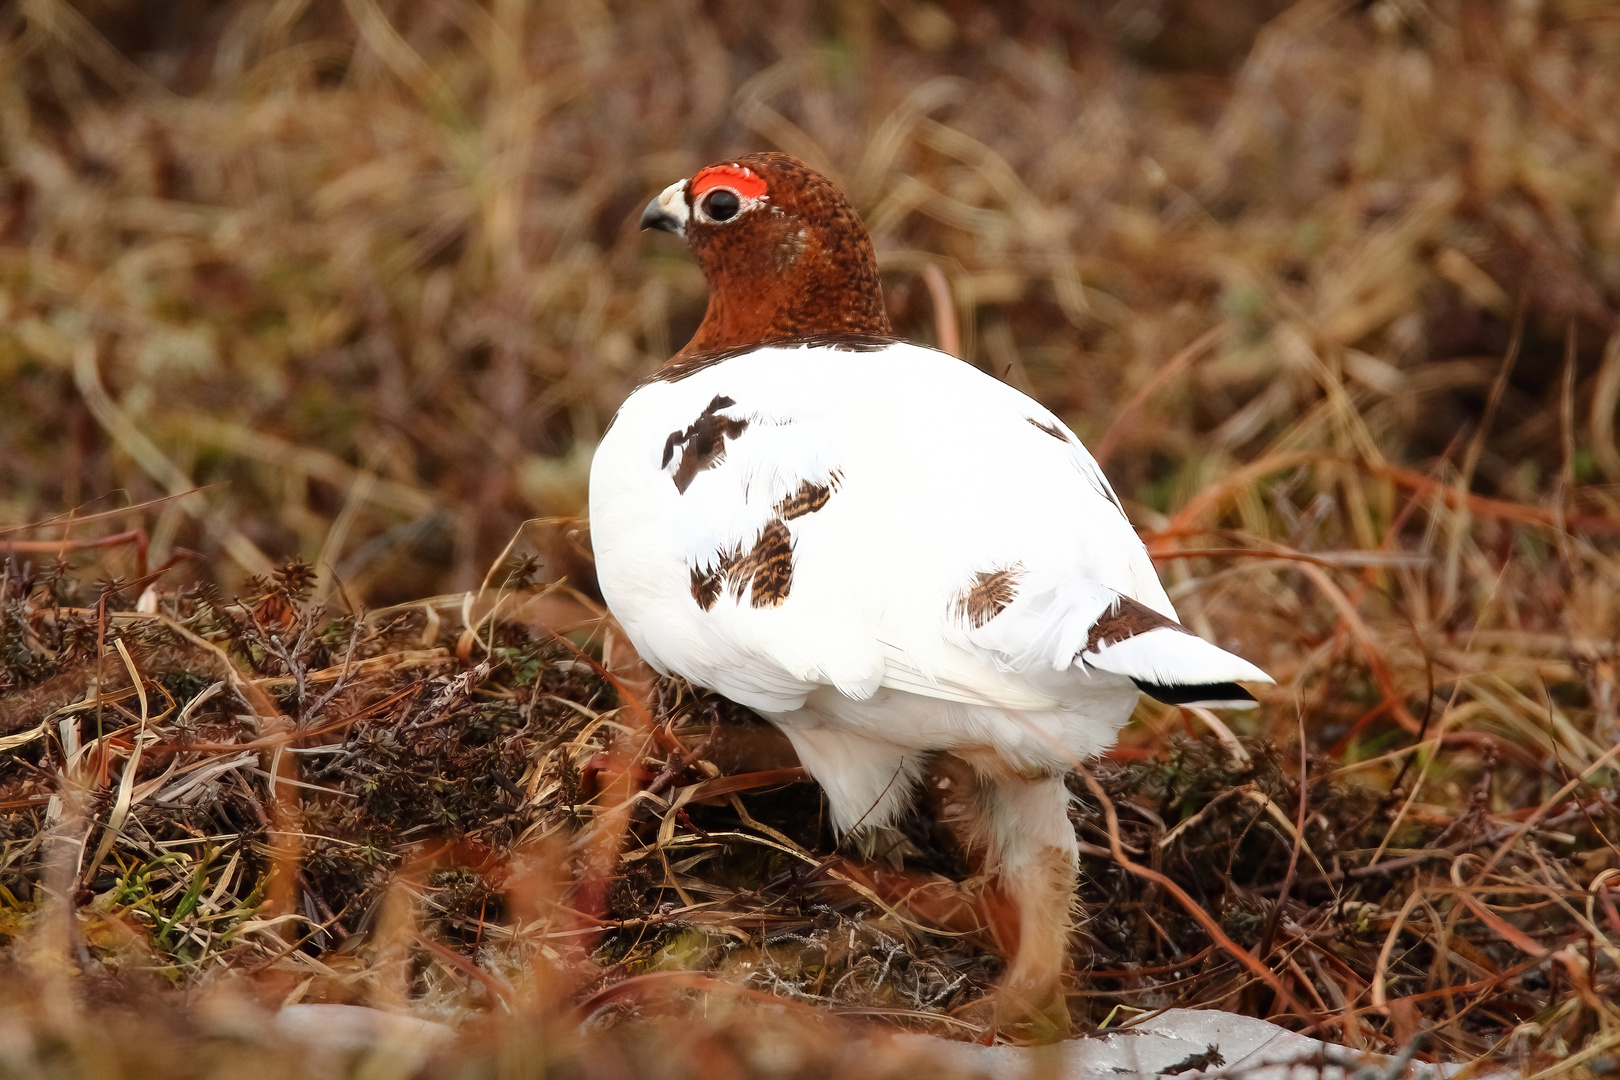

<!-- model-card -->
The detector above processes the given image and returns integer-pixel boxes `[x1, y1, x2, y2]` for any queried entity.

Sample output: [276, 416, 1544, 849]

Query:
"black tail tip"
[1131, 680, 1258, 707]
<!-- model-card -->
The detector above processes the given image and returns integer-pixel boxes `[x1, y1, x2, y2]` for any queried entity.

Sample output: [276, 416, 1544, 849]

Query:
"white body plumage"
[589, 339, 1270, 838]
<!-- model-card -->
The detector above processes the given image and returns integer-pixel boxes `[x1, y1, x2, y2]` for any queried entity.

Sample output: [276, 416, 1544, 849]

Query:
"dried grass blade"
[83, 637, 149, 881]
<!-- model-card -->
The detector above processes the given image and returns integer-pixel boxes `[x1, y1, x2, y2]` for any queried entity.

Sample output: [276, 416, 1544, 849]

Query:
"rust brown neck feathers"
[644, 153, 892, 372]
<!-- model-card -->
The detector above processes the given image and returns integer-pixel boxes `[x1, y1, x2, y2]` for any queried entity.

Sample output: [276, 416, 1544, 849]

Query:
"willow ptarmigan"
[588, 152, 1271, 1024]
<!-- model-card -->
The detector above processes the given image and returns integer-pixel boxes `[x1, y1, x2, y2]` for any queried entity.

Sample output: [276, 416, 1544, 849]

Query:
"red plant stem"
[0, 529, 148, 555]
[1073, 764, 1322, 1029]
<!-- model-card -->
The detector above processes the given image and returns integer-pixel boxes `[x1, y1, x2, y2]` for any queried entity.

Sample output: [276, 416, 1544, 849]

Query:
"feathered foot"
[951, 765, 1079, 1041]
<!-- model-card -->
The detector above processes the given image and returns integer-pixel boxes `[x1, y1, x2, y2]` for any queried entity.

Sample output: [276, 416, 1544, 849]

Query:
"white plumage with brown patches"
[590, 152, 1271, 1030]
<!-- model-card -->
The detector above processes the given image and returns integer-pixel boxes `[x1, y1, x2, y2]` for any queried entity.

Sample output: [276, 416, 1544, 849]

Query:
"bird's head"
[640, 152, 892, 362]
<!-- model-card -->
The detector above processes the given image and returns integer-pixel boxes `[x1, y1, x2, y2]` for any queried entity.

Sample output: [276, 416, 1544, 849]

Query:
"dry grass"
[3, 0, 1620, 1076]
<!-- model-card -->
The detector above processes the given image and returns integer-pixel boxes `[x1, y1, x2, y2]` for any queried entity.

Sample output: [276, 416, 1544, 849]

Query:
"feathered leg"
[970, 770, 1078, 1038]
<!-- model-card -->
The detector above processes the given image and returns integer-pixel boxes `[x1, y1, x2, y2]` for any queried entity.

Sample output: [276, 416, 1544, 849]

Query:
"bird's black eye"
[703, 188, 741, 222]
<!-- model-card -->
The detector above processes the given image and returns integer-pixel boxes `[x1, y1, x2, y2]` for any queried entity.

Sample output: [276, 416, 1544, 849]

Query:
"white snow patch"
[890, 1008, 1510, 1079]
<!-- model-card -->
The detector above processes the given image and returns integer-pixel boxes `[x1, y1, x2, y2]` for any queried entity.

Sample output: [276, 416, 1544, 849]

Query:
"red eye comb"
[692, 164, 767, 200]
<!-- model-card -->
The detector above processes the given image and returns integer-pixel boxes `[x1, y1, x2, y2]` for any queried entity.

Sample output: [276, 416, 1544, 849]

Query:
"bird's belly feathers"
[767, 679, 1142, 769]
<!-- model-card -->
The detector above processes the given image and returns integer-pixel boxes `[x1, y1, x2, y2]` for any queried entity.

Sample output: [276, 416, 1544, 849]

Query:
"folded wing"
[589, 340, 1272, 718]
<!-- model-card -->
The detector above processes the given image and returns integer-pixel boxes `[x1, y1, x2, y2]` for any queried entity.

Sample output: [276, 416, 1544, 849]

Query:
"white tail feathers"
[961, 576, 1273, 707]
[1085, 625, 1273, 709]
[1085, 625, 1272, 686]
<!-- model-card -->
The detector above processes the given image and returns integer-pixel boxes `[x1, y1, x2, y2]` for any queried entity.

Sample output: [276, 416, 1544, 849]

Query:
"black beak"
[640, 197, 683, 234]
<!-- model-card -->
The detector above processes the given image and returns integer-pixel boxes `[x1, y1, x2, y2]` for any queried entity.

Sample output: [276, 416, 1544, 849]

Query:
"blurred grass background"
[4, 0, 1620, 1075]
[6, 0, 1617, 602]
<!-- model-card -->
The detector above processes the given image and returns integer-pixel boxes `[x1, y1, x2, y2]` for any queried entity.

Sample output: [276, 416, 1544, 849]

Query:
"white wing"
[589, 340, 1268, 719]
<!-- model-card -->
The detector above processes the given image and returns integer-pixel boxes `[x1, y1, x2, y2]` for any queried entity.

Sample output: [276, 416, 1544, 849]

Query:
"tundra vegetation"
[1, 1, 1618, 1076]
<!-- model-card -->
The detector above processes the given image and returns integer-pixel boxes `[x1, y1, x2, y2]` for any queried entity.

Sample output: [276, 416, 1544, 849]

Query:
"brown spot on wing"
[774, 472, 841, 520]
[660, 430, 683, 468]
[739, 520, 793, 606]
[666, 395, 748, 493]
[1028, 417, 1070, 443]
[689, 519, 796, 610]
[955, 567, 1022, 629]
[1085, 596, 1190, 652]
[690, 563, 725, 611]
